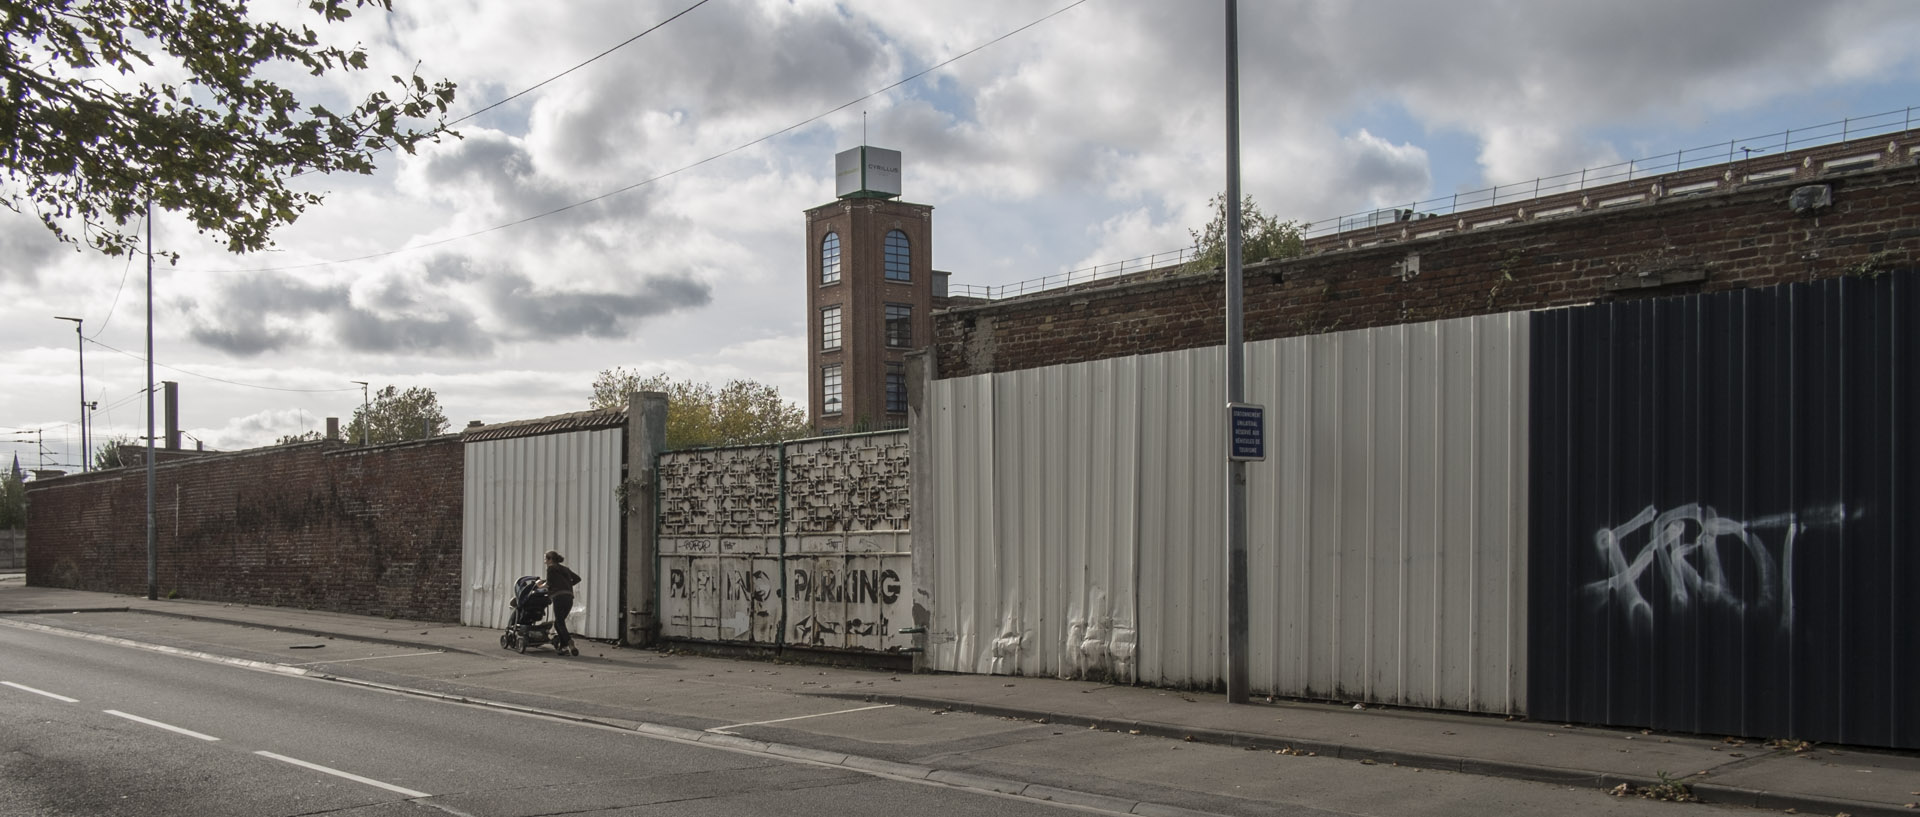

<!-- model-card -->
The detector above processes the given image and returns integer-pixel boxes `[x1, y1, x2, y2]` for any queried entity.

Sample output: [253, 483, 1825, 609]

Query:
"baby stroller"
[499, 576, 573, 655]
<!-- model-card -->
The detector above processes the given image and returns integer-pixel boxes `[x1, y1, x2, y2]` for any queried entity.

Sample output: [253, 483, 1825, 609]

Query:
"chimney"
[162, 381, 180, 450]
[326, 417, 340, 440]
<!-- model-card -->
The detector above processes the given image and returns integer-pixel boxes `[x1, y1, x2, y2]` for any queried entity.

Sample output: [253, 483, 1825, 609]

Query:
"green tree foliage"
[276, 430, 324, 445]
[1185, 193, 1306, 274]
[1, 0, 457, 257]
[0, 469, 24, 529]
[591, 368, 808, 450]
[93, 434, 136, 470]
[345, 385, 447, 445]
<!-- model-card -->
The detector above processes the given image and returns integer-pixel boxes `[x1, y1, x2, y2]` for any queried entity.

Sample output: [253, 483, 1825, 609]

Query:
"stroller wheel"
[500, 632, 513, 650]
[516, 632, 530, 654]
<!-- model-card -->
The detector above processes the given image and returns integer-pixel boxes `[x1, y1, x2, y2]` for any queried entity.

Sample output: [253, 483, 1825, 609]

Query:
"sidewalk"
[4, 576, 1916, 817]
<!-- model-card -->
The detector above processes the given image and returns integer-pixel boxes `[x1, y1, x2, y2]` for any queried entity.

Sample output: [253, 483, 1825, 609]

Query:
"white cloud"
[6, 0, 1917, 452]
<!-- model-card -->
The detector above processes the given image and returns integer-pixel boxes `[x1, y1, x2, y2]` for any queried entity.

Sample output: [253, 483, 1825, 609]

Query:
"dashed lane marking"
[254, 751, 430, 798]
[2, 681, 79, 702]
[103, 710, 221, 741]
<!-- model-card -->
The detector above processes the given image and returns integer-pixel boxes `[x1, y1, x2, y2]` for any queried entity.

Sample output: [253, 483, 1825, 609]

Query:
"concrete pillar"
[905, 349, 936, 672]
[623, 391, 669, 647]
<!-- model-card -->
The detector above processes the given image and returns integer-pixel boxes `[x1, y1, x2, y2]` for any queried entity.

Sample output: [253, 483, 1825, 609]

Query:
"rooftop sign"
[835, 146, 901, 200]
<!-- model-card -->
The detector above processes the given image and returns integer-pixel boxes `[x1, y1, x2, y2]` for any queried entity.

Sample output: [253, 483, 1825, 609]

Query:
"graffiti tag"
[1586, 502, 1852, 632]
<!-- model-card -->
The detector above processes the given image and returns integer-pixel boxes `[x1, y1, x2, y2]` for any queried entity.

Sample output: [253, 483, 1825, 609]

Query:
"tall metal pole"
[55, 316, 86, 471]
[352, 381, 370, 445]
[145, 199, 157, 601]
[1223, 0, 1250, 704]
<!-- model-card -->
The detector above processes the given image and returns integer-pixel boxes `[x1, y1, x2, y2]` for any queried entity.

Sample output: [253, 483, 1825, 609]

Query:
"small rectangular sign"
[1228, 403, 1265, 462]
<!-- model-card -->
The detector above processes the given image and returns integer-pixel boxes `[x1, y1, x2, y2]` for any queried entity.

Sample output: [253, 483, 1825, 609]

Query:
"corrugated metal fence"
[920, 314, 1529, 713]
[462, 427, 625, 640]
[1530, 273, 1918, 747]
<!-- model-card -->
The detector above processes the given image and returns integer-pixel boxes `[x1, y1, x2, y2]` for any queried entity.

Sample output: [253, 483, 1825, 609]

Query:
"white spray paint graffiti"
[1586, 503, 1854, 632]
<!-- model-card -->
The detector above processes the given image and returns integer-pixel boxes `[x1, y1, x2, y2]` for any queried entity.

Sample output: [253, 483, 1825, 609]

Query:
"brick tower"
[804, 146, 932, 434]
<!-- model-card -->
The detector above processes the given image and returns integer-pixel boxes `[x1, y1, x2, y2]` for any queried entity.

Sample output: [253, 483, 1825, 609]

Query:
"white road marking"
[2, 681, 78, 702]
[103, 710, 220, 741]
[254, 751, 430, 798]
[289, 650, 444, 666]
[708, 704, 895, 734]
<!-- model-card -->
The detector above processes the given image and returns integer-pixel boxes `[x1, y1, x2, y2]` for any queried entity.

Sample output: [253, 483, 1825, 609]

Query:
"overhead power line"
[447, 0, 717, 129]
[209, 0, 1091, 274]
[82, 337, 362, 394]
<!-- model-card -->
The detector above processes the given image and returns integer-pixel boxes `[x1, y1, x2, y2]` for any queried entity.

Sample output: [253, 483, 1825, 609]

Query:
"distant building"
[803, 146, 934, 434]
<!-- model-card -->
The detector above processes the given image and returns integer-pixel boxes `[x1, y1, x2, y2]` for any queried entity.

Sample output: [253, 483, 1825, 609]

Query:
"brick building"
[928, 132, 1919, 378]
[804, 146, 935, 433]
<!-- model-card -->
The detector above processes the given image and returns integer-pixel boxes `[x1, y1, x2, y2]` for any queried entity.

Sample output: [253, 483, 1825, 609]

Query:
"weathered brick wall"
[23, 438, 463, 621]
[937, 154, 1920, 378]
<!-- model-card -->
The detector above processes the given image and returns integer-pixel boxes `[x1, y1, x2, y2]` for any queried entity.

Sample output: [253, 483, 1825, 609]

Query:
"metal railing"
[1304, 106, 1919, 239]
[947, 247, 1198, 300]
[951, 106, 1917, 301]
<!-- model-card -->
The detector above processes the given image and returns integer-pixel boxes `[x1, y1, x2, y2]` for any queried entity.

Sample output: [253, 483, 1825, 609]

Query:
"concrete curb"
[128, 607, 491, 657]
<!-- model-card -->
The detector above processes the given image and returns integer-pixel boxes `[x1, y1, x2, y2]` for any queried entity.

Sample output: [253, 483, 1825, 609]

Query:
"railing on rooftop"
[952, 106, 1918, 301]
[947, 247, 1198, 300]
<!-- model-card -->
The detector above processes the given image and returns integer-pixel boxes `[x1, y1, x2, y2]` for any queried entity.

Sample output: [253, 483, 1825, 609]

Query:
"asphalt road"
[0, 625, 1082, 817]
[0, 611, 1798, 817]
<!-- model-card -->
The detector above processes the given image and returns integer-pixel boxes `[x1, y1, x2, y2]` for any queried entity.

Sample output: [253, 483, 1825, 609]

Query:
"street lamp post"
[1222, 0, 1251, 704]
[352, 381, 369, 446]
[54, 316, 86, 472]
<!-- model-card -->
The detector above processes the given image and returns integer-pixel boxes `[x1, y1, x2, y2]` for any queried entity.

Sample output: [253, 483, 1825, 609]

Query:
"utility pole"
[352, 381, 370, 445]
[1222, 0, 1251, 705]
[145, 198, 157, 601]
[55, 316, 87, 472]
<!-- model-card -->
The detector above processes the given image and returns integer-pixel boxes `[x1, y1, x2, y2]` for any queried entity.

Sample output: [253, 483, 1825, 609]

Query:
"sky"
[4, 0, 1919, 472]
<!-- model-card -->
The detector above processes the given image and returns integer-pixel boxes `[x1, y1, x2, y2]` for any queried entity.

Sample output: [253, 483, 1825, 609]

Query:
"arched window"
[821, 232, 841, 285]
[884, 229, 910, 281]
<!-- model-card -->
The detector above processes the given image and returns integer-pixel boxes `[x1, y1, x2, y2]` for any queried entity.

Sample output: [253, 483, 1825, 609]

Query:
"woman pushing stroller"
[539, 550, 582, 657]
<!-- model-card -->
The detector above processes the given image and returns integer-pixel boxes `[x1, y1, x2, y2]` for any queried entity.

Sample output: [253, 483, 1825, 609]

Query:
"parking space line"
[103, 710, 220, 741]
[288, 650, 444, 667]
[2, 681, 78, 702]
[254, 751, 430, 798]
[708, 703, 895, 735]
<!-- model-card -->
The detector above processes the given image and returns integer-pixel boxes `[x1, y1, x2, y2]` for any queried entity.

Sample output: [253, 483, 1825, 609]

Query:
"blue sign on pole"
[1228, 403, 1264, 462]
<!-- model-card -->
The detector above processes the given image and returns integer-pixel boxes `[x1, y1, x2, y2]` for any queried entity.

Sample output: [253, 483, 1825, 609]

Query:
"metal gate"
[656, 431, 911, 653]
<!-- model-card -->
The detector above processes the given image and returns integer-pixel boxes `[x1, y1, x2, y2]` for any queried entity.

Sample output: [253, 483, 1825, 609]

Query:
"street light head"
[55, 316, 81, 323]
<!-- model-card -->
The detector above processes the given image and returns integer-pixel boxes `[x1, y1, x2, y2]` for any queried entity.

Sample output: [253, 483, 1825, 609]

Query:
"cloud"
[183, 275, 348, 356]
[1340, 130, 1432, 208]
[486, 271, 711, 339]
[333, 304, 494, 356]
[0, 217, 70, 285]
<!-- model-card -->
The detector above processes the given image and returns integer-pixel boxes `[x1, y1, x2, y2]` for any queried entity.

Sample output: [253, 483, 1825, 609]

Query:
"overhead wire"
[445, 0, 716, 130]
[82, 337, 362, 393]
[207, 0, 1093, 274]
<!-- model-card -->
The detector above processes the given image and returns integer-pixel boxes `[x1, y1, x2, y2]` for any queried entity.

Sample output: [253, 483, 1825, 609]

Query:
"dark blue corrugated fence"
[1529, 272, 1916, 748]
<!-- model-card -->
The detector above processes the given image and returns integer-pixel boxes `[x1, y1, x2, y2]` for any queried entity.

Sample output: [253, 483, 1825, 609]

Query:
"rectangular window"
[821, 305, 841, 350]
[885, 303, 912, 348]
[821, 364, 843, 415]
[886, 363, 907, 414]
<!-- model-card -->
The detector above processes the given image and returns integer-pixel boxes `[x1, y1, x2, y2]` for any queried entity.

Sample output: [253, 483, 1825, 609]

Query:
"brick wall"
[936, 151, 1920, 378]
[23, 437, 464, 621]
